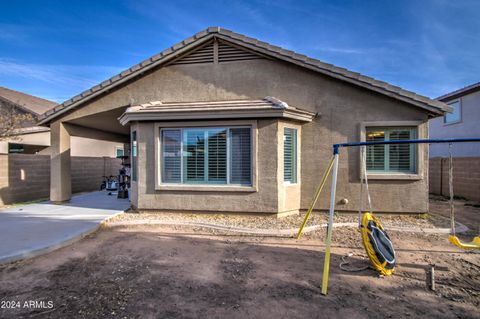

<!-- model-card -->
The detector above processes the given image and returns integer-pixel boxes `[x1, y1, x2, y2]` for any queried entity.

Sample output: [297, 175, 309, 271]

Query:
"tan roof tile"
[38, 27, 450, 124]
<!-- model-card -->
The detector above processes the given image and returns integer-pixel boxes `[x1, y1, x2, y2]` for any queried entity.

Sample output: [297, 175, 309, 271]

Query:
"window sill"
[156, 184, 257, 192]
[365, 173, 423, 181]
[284, 182, 299, 186]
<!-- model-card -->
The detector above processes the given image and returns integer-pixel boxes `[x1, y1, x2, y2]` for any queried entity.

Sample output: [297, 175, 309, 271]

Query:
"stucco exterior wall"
[429, 90, 480, 157]
[132, 119, 281, 213]
[69, 137, 124, 157]
[0, 131, 50, 154]
[0, 131, 124, 157]
[278, 120, 302, 213]
[59, 57, 431, 213]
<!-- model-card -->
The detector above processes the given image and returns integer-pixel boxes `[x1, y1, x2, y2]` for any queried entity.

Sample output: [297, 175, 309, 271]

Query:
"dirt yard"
[0, 199, 479, 318]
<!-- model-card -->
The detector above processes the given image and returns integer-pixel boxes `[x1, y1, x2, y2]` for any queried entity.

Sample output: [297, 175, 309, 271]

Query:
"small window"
[284, 128, 297, 184]
[8, 143, 24, 153]
[131, 131, 137, 181]
[160, 127, 251, 185]
[366, 127, 417, 173]
[115, 147, 124, 158]
[444, 100, 461, 124]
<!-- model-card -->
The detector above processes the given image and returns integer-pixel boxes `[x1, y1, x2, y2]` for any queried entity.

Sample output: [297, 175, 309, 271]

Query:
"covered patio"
[41, 105, 130, 203]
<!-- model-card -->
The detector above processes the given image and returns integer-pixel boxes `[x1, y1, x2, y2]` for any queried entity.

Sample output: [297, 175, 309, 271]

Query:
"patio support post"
[50, 121, 71, 203]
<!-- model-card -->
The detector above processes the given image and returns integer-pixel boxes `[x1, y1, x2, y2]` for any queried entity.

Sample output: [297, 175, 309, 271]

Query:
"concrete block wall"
[71, 156, 122, 193]
[0, 154, 121, 205]
[429, 157, 480, 201]
[0, 155, 8, 199]
[0, 154, 50, 204]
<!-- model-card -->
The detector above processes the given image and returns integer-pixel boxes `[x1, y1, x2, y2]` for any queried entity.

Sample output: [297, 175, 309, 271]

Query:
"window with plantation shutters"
[161, 129, 182, 183]
[284, 128, 297, 183]
[366, 127, 417, 173]
[184, 129, 205, 182]
[160, 127, 251, 185]
[230, 128, 251, 185]
[207, 129, 227, 182]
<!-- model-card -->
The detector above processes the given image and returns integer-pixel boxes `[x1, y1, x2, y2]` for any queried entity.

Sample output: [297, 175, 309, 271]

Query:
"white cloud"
[315, 47, 367, 54]
[0, 59, 126, 102]
[0, 59, 124, 87]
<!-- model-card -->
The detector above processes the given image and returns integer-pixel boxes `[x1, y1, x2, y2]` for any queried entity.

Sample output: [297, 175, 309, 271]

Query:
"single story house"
[38, 27, 450, 214]
[0, 86, 125, 157]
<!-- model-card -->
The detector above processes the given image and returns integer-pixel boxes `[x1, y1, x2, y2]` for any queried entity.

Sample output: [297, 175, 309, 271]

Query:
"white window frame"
[115, 146, 124, 158]
[443, 99, 462, 125]
[155, 120, 258, 192]
[360, 121, 425, 180]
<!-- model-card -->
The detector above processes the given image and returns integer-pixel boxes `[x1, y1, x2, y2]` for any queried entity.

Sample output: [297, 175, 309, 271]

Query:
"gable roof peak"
[206, 26, 221, 33]
[38, 27, 450, 125]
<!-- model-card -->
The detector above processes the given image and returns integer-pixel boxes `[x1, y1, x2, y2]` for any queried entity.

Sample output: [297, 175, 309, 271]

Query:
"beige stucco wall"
[0, 131, 124, 157]
[277, 120, 302, 214]
[70, 136, 124, 157]
[57, 57, 430, 213]
[0, 131, 50, 154]
[132, 119, 281, 213]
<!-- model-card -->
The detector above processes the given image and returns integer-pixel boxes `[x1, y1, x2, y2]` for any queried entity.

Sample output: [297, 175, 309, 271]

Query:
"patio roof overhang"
[118, 97, 317, 125]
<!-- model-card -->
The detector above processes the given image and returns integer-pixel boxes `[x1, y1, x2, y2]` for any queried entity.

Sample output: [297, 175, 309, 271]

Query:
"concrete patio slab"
[0, 191, 129, 264]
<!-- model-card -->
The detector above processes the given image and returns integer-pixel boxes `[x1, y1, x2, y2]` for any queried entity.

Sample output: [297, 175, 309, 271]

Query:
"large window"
[284, 128, 297, 183]
[161, 127, 251, 185]
[444, 100, 461, 124]
[366, 127, 417, 173]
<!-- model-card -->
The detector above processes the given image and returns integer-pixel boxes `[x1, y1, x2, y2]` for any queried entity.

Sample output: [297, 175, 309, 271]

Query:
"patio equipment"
[446, 143, 480, 249]
[319, 138, 480, 295]
[100, 175, 118, 191]
[358, 145, 395, 276]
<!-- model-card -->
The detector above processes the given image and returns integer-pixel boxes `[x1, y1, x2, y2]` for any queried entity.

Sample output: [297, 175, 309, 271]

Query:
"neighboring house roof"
[38, 27, 450, 125]
[118, 97, 316, 125]
[437, 82, 480, 102]
[0, 86, 57, 116]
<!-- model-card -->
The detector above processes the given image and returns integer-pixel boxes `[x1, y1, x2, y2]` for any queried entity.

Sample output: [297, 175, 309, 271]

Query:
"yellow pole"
[321, 153, 339, 295]
[296, 155, 335, 239]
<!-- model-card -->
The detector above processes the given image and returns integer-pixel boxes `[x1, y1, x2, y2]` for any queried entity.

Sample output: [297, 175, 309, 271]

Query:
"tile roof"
[118, 97, 316, 124]
[39, 27, 450, 124]
[0, 86, 56, 115]
[132, 97, 293, 111]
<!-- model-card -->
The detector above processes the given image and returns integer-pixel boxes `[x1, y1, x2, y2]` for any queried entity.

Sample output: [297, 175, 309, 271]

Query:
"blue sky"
[0, 0, 479, 103]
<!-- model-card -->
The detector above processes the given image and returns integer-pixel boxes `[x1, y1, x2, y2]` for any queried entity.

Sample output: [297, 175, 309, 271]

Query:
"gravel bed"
[109, 210, 451, 231]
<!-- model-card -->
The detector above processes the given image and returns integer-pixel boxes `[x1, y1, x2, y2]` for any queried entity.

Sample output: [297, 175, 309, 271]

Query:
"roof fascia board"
[437, 83, 480, 102]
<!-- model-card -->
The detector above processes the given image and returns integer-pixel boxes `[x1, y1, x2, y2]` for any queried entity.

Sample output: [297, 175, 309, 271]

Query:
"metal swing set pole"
[320, 137, 480, 296]
[321, 147, 340, 295]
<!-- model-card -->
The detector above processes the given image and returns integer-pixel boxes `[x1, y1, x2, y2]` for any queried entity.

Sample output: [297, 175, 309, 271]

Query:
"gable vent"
[170, 41, 214, 65]
[218, 40, 264, 63]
